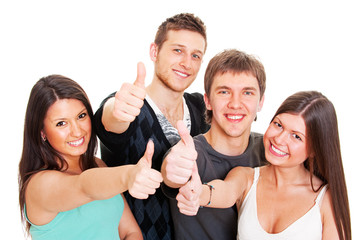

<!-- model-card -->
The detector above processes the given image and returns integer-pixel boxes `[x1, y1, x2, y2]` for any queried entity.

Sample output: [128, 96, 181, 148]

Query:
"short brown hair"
[154, 13, 207, 52]
[204, 49, 266, 123]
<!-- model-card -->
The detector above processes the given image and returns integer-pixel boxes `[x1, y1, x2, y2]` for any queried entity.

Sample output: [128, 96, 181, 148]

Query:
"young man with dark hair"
[162, 49, 268, 239]
[94, 13, 209, 240]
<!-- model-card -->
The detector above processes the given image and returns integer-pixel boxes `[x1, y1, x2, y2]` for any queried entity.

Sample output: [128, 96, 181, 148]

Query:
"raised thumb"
[134, 62, 146, 88]
[144, 139, 154, 167]
[176, 120, 193, 147]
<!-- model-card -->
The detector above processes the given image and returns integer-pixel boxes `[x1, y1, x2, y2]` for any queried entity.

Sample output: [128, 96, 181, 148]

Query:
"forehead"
[163, 30, 206, 53]
[45, 99, 85, 120]
[211, 71, 260, 91]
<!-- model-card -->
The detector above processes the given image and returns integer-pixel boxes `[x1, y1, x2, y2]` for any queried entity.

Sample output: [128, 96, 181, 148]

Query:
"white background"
[1, 0, 360, 238]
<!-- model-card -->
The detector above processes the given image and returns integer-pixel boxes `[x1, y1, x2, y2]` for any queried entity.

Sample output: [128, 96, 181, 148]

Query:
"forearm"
[102, 97, 130, 134]
[79, 165, 134, 200]
[200, 180, 238, 208]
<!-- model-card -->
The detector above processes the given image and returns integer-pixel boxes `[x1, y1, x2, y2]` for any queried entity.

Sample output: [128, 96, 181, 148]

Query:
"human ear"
[149, 43, 158, 62]
[258, 94, 265, 112]
[41, 131, 46, 142]
[204, 93, 212, 110]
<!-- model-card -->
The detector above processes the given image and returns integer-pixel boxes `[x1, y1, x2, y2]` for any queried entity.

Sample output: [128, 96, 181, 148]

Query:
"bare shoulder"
[26, 170, 72, 209]
[226, 166, 254, 184]
[95, 157, 107, 167]
[27, 170, 66, 190]
[320, 188, 333, 216]
[320, 187, 340, 239]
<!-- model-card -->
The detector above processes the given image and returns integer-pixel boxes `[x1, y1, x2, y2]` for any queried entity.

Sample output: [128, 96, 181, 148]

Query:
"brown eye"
[56, 121, 66, 127]
[79, 113, 87, 119]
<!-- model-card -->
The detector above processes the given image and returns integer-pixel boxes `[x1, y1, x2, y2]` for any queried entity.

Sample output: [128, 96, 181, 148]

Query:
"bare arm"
[321, 191, 340, 240]
[118, 194, 143, 240]
[177, 166, 252, 215]
[200, 167, 251, 208]
[102, 62, 146, 134]
[26, 141, 162, 224]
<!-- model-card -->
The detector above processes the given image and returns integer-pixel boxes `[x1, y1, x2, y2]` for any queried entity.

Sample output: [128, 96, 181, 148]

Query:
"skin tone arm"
[98, 155, 143, 239]
[180, 166, 340, 239]
[118, 194, 143, 240]
[102, 62, 146, 134]
[320, 191, 340, 240]
[26, 140, 163, 225]
[176, 164, 253, 215]
[161, 120, 198, 188]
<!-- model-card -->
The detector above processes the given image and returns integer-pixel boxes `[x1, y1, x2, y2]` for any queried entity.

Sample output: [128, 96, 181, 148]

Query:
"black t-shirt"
[169, 133, 267, 240]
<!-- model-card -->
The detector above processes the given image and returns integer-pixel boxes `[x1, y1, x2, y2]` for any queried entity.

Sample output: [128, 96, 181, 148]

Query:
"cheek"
[246, 100, 261, 114]
[192, 61, 202, 71]
[263, 129, 271, 146]
[293, 145, 308, 161]
[263, 126, 277, 143]
[46, 129, 68, 151]
[83, 119, 92, 135]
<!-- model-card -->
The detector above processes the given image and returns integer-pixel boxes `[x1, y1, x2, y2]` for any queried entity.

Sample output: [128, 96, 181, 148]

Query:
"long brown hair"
[19, 75, 98, 232]
[271, 91, 351, 240]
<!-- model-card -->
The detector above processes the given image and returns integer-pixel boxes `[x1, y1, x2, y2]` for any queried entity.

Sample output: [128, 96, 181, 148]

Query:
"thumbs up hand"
[162, 120, 197, 186]
[128, 140, 163, 199]
[112, 62, 147, 123]
[176, 164, 202, 216]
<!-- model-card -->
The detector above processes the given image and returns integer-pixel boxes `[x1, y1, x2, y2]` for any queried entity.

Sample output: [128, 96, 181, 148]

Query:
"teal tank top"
[26, 194, 124, 240]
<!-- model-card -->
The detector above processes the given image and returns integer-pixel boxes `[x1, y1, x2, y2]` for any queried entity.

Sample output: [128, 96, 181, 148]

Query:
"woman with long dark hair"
[178, 91, 351, 240]
[19, 75, 162, 239]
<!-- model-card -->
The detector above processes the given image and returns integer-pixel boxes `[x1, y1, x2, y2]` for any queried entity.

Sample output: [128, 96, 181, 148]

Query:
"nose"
[227, 94, 243, 109]
[180, 55, 191, 70]
[274, 130, 288, 145]
[70, 122, 82, 137]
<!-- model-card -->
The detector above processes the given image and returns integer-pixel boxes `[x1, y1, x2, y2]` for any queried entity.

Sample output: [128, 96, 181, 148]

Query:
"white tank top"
[237, 167, 327, 240]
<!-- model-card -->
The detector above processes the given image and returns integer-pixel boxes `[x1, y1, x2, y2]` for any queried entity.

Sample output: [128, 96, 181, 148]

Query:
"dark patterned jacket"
[94, 92, 209, 240]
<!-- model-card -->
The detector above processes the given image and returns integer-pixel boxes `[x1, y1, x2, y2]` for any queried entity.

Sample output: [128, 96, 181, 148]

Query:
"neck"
[204, 128, 250, 156]
[61, 156, 83, 174]
[146, 82, 184, 127]
[262, 165, 310, 188]
[146, 78, 184, 104]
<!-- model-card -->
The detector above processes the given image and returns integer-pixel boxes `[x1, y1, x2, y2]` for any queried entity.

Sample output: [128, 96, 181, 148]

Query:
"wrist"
[200, 183, 215, 207]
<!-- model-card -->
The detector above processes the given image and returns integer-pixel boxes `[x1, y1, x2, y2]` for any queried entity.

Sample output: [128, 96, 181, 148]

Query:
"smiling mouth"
[68, 137, 85, 147]
[174, 70, 190, 78]
[225, 114, 244, 121]
[270, 144, 288, 156]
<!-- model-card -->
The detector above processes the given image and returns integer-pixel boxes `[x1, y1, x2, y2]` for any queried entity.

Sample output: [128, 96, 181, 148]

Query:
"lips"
[269, 143, 288, 157]
[225, 114, 244, 122]
[174, 70, 190, 78]
[67, 137, 85, 147]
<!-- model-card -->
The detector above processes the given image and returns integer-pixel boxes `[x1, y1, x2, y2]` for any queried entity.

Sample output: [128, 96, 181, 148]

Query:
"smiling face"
[264, 113, 308, 167]
[151, 29, 206, 92]
[204, 71, 264, 140]
[42, 98, 91, 163]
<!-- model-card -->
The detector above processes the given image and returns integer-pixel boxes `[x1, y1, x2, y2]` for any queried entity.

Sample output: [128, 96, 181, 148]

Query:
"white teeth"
[175, 70, 188, 77]
[227, 115, 243, 120]
[68, 137, 84, 146]
[271, 144, 287, 156]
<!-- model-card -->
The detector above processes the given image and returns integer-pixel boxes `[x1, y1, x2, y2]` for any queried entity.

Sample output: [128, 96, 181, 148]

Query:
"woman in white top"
[177, 91, 351, 240]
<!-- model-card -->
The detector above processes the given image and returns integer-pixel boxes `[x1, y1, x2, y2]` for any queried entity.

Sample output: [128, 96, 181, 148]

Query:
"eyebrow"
[51, 107, 87, 123]
[214, 86, 258, 91]
[170, 43, 204, 55]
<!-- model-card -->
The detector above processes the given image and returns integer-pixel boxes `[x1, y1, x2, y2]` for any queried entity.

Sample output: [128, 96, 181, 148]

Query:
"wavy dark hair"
[271, 91, 351, 240]
[19, 75, 98, 232]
